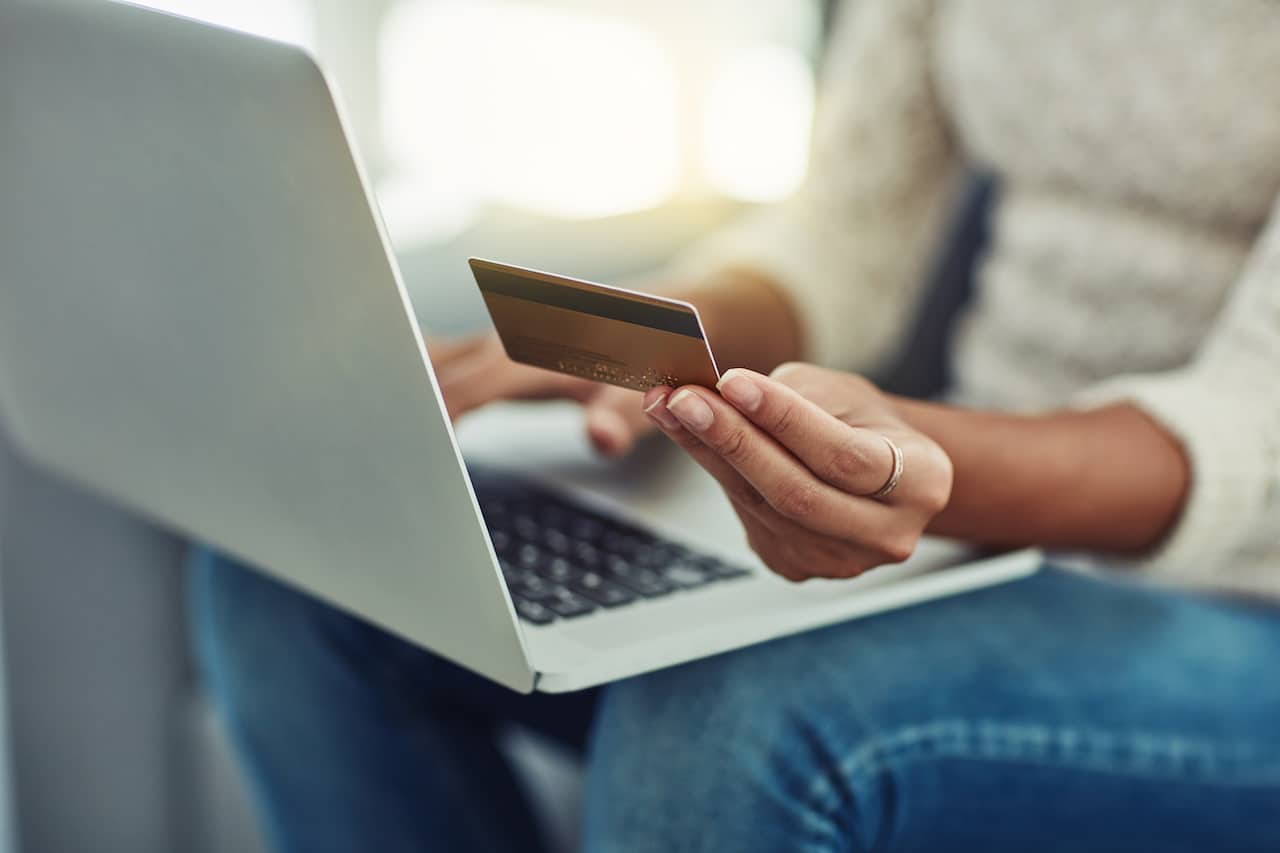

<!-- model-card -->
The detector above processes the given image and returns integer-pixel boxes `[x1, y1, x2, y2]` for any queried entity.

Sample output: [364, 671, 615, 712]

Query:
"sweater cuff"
[1070, 371, 1272, 580]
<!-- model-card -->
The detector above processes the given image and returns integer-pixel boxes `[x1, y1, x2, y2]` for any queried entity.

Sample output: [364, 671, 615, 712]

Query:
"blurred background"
[141, 0, 832, 332]
[0, 2, 839, 851]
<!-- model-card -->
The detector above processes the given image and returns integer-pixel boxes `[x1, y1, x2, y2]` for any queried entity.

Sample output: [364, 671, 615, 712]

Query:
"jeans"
[190, 550, 1280, 853]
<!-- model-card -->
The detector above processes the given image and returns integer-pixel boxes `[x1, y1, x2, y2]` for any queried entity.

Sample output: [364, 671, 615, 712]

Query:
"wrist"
[885, 396, 1190, 553]
[670, 268, 804, 375]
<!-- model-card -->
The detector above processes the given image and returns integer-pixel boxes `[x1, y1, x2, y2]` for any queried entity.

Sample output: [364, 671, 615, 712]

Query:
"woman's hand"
[643, 363, 953, 582]
[428, 335, 652, 456]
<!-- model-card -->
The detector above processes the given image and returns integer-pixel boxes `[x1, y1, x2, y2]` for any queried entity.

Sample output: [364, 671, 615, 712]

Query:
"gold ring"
[870, 436, 904, 500]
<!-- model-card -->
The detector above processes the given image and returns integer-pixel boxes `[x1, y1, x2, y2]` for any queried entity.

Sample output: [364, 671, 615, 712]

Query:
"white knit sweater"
[678, 0, 1280, 597]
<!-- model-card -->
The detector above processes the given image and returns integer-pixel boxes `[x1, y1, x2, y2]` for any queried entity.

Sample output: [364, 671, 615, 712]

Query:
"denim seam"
[801, 718, 1280, 842]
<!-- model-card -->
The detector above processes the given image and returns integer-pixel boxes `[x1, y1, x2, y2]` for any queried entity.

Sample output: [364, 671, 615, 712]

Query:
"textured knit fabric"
[674, 0, 1280, 596]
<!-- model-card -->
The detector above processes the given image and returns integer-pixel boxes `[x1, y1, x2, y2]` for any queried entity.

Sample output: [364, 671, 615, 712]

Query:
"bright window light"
[380, 0, 681, 222]
[124, 0, 314, 46]
[701, 44, 814, 203]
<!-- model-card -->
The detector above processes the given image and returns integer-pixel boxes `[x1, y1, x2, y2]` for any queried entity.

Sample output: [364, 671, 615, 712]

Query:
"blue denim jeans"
[190, 550, 1280, 852]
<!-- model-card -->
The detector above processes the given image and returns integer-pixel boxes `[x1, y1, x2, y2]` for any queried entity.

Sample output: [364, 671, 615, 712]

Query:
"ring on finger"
[870, 436, 904, 500]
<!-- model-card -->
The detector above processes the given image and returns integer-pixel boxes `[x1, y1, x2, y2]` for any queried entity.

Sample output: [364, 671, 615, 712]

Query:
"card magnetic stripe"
[479, 275, 703, 338]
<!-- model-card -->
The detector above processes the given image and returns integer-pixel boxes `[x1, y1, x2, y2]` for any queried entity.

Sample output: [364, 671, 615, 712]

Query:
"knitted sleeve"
[1073, 193, 1280, 585]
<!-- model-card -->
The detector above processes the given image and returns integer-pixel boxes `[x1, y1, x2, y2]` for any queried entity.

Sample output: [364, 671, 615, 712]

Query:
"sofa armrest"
[0, 431, 188, 853]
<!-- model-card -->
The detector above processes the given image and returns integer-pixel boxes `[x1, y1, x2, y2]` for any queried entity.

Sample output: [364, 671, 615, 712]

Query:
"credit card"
[469, 258, 721, 392]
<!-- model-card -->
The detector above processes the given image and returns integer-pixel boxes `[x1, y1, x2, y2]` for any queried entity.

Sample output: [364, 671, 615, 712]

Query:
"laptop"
[0, 0, 1039, 693]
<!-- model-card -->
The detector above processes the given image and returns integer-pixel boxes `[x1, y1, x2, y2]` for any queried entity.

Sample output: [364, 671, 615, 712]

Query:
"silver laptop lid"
[0, 0, 534, 691]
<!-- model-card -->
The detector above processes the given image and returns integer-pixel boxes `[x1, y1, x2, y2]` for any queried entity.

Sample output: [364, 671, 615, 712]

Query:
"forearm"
[893, 398, 1191, 555]
[670, 269, 805, 376]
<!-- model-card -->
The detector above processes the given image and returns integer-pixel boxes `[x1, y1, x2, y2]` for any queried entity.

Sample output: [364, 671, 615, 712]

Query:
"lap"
[189, 547, 599, 751]
[192, 550, 1280, 850]
[587, 566, 1280, 852]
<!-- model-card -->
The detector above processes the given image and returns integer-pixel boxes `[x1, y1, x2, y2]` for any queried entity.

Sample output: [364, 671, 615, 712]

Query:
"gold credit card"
[469, 258, 721, 392]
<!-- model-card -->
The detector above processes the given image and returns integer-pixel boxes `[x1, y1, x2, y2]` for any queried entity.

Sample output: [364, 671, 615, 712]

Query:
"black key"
[535, 557, 580, 584]
[543, 529, 571, 554]
[605, 557, 648, 579]
[606, 558, 676, 595]
[479, 470, 753, 608]
[573, 542, 602, 568]
[544, 591, 597, 619]
[663, 561, 714, 589]
[612, 569, 674, 598]
[602, 532, 647, 555]
[570, 573, 636, 607]
[632, 544, 685, 568]
[623, 533, 658, 552]
[570, 518, 604, 541]
[629, 546, 659, 566]
[600, 517, 646, 538]
[573, 571, 608, 590]
[514, 598, 556, 625]
[688, 555, 746, 579]
[517, 543, 542, 569]
[537, 505, 568, 527]
[707, 561, 752, 579]
[509, 573, 559, 601]
[490, 530, 512, 554]
[513, 515, 539, 541]
[502, 500, 523, 522]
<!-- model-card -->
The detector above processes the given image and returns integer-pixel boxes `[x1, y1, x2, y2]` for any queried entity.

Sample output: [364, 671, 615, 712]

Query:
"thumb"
[583, 386, 652, 456]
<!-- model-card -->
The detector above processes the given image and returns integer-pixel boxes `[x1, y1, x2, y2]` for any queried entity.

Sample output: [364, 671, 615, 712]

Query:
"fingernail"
[666, 390, 714, 432]
[716, 370, 762, 413]
[643, 394, 681, 431]
[641, 386, 668, 411]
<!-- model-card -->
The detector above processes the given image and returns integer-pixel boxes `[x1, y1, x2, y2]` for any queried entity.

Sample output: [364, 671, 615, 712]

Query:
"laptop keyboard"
[473, 475, 753, 626]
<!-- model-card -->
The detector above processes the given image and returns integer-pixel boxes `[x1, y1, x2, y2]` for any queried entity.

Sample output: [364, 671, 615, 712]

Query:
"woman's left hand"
[643, 363, 953, 582]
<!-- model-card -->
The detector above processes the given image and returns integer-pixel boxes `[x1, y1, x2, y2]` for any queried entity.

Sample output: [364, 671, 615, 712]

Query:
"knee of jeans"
[585, 650, 881, 852]
[592, 658, 776, 784]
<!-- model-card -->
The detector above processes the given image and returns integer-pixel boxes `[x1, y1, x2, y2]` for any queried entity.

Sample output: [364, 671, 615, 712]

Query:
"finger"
[791, 537, 891, 579]
[438, 353, 590, 419]
[641, 386, 682, 431]
[737, 507, 887, 581]
[642, 388, 788, 532]
[426, 334, 493, 369]
[739, 518, 806, 582]
[662, 386, 903, 543]
[718, 468, 828, 582]
[715, 368, 897, 498]
[644, 391, 897, 579]
[584, 385, 651, 456]
[766, 362, 879, 420]
[646, 387, 900, 550]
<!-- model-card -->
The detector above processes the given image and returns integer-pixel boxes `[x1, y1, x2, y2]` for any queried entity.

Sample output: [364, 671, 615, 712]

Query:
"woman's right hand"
[427, 334, 654, 456]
